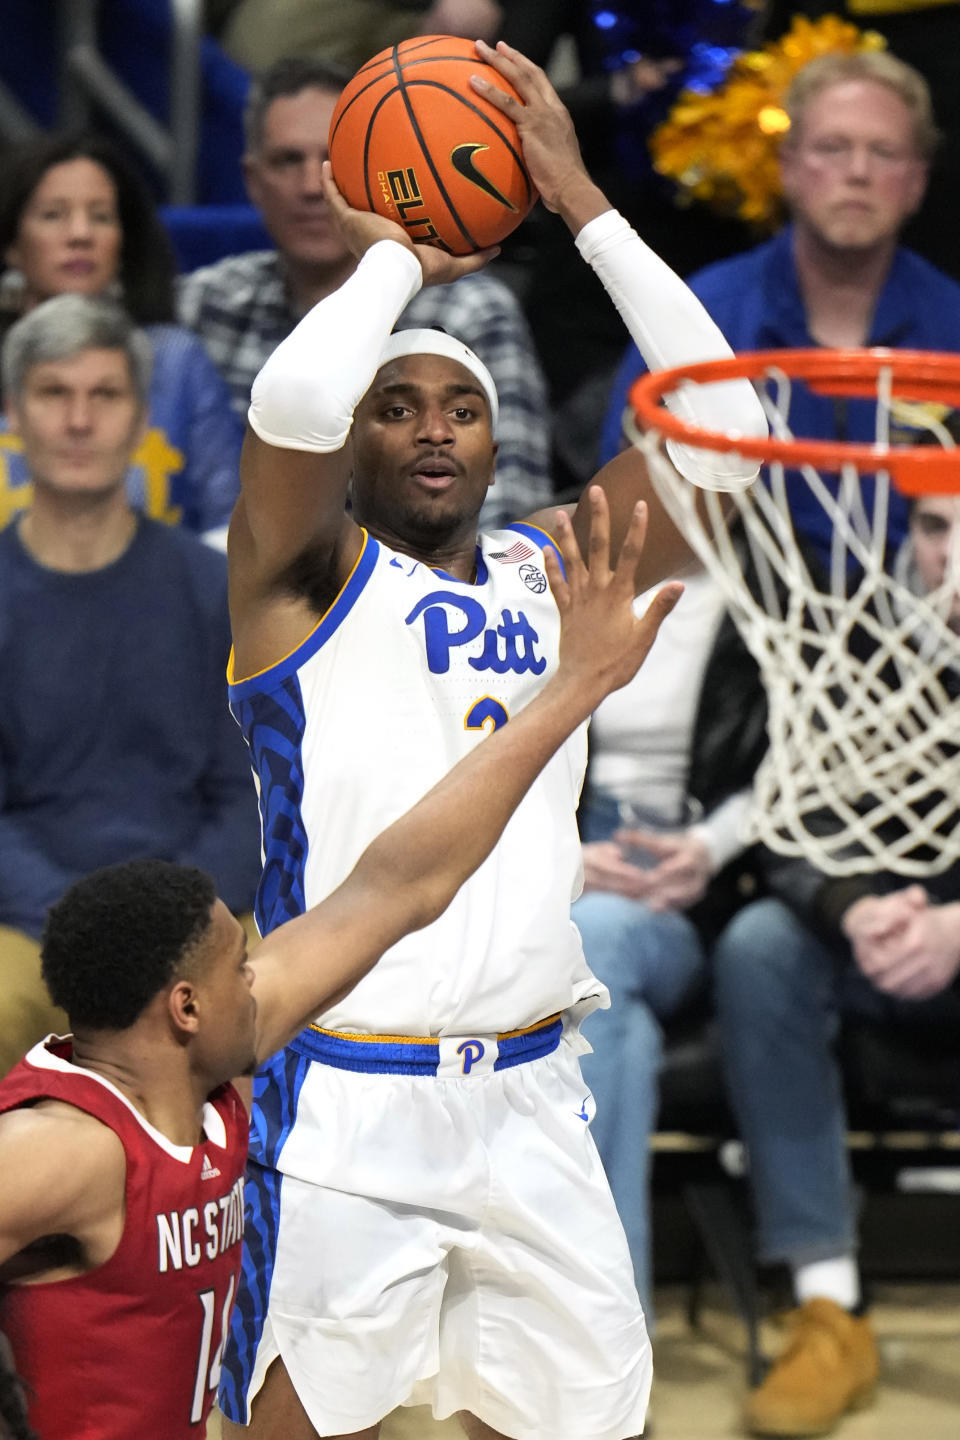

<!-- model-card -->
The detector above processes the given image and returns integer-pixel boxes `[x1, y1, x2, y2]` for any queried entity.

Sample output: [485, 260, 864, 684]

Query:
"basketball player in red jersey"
[0, 491, 680, 1440]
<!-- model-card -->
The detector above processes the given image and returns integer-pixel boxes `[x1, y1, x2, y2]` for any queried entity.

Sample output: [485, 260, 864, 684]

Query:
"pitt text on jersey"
[157, 1175, 245, 1273]
[405, 591, 547, 677]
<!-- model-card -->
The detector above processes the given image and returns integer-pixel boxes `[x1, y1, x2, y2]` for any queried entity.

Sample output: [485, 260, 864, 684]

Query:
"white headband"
[378, 328, 499, 437]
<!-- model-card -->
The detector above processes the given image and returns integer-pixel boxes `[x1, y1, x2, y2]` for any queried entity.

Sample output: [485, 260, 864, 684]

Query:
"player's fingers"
[457, 245, 501, 274]
[611, 580, 683, 691]
[542, 540, 569, 613]
[635, 582, 684, 647]
[478, 38, 552, 100]
[613, 500, 650, 593]
[584, 485, 612, 580]
[468, 71, 523, 118]
[419, 245, 500, 281]
[550, 508, 587, 600]
[474, 36, 541, 90]
[320, 161, 349, 213]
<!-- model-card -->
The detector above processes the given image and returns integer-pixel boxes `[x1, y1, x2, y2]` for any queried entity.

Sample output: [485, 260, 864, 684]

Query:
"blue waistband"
[288, 1014, 563, 1076]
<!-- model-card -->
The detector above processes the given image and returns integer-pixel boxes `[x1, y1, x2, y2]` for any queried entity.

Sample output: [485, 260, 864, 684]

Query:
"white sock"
[793, 1256, 861, 1311]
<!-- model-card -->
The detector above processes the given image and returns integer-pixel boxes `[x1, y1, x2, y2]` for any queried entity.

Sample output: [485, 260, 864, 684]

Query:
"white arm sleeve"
[247, 240, 424, 453]
[575, 209, 768, 490]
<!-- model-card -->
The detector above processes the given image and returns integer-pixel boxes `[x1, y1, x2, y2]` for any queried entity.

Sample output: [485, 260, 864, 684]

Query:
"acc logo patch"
[519, 563, 547, 594]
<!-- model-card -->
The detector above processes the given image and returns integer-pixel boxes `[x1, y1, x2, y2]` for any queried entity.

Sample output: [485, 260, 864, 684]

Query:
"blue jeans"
[574, 792, 707, 1320]
[712, 897, 858, 1267]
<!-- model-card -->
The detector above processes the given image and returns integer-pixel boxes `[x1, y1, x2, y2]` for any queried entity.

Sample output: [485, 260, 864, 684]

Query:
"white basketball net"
[628, 361, 960, 876]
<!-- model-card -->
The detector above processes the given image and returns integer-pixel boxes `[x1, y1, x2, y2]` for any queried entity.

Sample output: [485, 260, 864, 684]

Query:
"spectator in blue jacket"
[602, 49, 960, 569]
[0, 294, 261, 1074]
[0, 131, 242, 545]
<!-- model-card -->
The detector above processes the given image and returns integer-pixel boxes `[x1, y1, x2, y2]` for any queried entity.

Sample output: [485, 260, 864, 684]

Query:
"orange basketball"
[328, 35, 537, 256]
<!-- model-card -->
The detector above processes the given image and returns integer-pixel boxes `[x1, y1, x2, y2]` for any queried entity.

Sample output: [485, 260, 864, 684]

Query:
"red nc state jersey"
[0, 1038, 248, 1439]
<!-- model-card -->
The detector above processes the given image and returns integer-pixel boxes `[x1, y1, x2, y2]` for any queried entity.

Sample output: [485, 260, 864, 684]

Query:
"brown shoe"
[745, 1298, 879, 1436]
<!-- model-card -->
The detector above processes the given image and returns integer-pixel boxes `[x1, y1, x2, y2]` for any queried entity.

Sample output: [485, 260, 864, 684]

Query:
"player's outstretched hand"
[320, 162, 499, 284]
[544, 487, 684, 711]
[470, 40, 607, 230]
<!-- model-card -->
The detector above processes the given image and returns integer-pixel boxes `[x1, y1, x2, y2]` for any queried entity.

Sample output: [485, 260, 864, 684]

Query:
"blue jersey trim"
[228, 531, 380, 702]
[231, 674, 309, 936]
[219, 1048, 311, 1423]
[431, 543, 488, 587]
[506, 521, 565, 577]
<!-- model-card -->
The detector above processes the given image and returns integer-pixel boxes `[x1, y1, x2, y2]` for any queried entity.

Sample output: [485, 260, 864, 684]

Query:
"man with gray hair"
[602, 47, 960, 569]
[0, 293, 261, 1074]
[176, 53, 553, 531]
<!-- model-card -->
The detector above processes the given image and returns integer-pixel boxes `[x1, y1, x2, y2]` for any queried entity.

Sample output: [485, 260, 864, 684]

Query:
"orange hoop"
[628, 347, 960, 495]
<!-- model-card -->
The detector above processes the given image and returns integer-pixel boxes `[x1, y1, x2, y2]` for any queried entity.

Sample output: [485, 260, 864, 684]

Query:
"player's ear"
[488, 440, 499, 489]
[167, 979, 201, 1037]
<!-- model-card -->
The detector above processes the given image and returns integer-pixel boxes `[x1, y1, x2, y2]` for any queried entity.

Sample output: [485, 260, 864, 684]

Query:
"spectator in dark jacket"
[712, 487, 960, 1437]
[0, 294, 260, 1075]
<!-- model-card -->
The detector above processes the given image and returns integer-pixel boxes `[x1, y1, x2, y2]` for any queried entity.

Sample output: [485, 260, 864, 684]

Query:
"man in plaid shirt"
[176, 55, 553, 530]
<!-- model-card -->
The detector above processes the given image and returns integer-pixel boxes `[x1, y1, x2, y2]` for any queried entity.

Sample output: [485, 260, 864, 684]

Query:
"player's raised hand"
[543, 487, 683, 709]
[470, 39, 608, 229]
[320, 162, 498, 284]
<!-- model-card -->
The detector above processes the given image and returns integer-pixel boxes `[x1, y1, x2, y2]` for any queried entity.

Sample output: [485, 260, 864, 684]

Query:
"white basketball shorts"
[222, 1021, 651, 1438]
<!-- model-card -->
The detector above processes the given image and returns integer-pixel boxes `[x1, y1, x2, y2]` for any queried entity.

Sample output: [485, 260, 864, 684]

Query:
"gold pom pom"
[650, 14, 886, 229]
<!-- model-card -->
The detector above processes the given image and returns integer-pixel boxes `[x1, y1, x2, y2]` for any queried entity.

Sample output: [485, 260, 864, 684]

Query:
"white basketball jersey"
[230, 524, 598, 1035]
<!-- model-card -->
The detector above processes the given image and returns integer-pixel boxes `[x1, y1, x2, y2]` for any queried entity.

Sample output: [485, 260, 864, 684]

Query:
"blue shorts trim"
[288, 1013, 563, 1075]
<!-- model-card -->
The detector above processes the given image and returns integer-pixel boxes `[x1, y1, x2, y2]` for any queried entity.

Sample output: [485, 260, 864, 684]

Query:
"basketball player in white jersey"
[0, 492, 677, 1440]
[219, 40, 768, 1440]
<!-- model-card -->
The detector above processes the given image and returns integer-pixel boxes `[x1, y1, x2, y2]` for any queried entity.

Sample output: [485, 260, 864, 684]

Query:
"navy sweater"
[0, 517, 261, 936]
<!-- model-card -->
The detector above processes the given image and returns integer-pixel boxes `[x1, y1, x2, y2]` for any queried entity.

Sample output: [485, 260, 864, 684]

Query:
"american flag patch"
[489, 539, 536, 563]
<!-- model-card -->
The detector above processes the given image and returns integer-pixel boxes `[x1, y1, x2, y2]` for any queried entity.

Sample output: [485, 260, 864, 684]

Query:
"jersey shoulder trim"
[229, 531, 379, 700]
[486, 521, 564, 576]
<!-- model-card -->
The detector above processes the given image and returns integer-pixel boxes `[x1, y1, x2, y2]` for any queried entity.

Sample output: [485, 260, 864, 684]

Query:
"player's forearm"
[357, 672, 590, 930]
[554, 176, 611, 238]
[247, 241, 422, 454]
[575, 210, 767, 490]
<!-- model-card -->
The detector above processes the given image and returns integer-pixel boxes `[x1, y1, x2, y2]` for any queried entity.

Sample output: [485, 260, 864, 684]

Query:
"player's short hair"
[1, 293, 153, 405]
[41, 860, 218, 1032]
[244, 55, 353, 151]
[784, 51, 940, 160]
